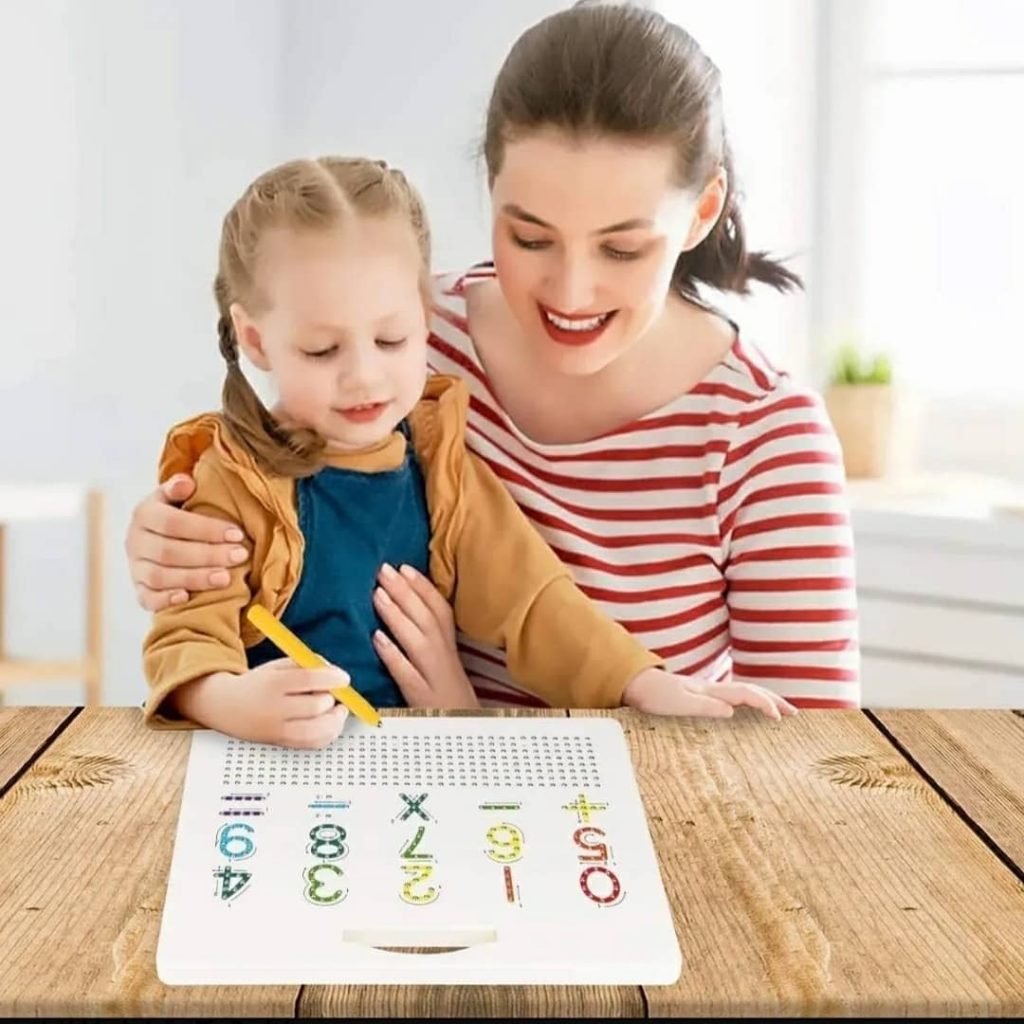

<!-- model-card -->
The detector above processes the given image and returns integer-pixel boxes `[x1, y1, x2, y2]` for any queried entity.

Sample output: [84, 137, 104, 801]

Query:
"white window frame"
[812, 0, 1024, 482]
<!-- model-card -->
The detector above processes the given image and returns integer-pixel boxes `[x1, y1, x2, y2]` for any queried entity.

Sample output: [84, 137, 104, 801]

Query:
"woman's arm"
[126, 473, 250, 611]
[719, 383, 861, 708]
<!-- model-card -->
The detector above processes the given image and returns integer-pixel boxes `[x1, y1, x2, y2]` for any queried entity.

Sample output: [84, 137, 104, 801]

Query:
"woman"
[125, 3, 859, 712]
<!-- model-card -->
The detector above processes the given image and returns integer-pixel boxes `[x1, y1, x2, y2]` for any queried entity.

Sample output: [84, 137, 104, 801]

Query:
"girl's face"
[232, 216, 429, 451]
[490, 129, 721, 376]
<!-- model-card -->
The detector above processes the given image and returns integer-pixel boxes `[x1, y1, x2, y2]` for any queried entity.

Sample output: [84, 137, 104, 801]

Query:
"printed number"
[304, 862, 348, 905]
[217, 822, 255, 860]
[573, 825, 609, 863]
[485, 823, 524, 864]
[579, 865, 623, 906]
[308, 823, 348, 861]
[213, 865, 251, 901]
[400, 863, 440, 905]
[400, 824, 433, 860]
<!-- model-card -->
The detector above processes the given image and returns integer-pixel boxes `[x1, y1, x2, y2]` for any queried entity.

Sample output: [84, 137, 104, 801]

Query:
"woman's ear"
[682, 166, 728, 252]
[230, 302, 271, 371]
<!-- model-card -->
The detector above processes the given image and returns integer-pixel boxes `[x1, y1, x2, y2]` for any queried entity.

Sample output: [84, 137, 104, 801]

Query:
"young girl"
[130, 3, 858, 715]
[143, 156, 796, 748]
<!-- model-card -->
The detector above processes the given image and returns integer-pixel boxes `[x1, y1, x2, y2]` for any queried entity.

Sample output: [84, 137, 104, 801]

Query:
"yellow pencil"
[246, 604, 382, 728]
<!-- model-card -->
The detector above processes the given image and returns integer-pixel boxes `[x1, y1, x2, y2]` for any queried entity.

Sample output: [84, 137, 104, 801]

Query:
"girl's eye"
[304, 346, 337, 360]
[603, 245, 642, 261]
[376, 337, 407, 349]
[511, 233, 551, 251]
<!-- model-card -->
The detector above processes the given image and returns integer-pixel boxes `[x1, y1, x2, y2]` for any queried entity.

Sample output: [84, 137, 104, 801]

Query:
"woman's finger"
[132, 558, 235, 593]
[685, 694, 736, 718]
[139, 494, 244, 545]
[373, 630, 432, 702]
[134, 582, 188, 612]
[134, 528, 248, 571]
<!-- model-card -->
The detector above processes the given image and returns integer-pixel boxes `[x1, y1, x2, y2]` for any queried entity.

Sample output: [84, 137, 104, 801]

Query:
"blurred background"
[1, 0, 1022, 710]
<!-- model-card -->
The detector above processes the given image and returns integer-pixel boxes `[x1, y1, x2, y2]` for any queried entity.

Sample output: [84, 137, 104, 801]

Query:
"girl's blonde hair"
[214, 156, 431, 477]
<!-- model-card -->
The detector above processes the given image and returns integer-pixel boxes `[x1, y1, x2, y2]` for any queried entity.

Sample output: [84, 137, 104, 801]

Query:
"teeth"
[544, 310, 610, 331]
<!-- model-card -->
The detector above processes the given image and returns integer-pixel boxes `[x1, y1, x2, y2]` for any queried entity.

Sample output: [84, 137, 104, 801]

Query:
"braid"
[217, 312, 325, 478]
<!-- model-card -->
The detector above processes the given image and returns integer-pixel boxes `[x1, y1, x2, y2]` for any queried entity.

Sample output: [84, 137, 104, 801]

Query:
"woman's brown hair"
[483, 1, 801, 299]
[215, 156, 431, 477]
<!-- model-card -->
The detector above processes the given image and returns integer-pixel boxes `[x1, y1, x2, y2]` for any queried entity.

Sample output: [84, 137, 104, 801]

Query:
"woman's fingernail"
[170, 591, 188, 605]
[374, 630, 391, 647]
[399, 564, 416, 580]
[225, 527, 244, 543]
[210, 570, 230, 586]
[375, 587, 392, 605]
[229, 547, 248, 564]
[380, 563, 397, 580]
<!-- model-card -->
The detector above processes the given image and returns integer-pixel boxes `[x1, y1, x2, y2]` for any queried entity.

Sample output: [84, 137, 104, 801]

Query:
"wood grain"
[0, 706, 75, 790]
[871, 710, 1024, 869]
[299, 706, 645, 1019]
[568, 708, 1024, 1018]
[0, 708, 297, 1017]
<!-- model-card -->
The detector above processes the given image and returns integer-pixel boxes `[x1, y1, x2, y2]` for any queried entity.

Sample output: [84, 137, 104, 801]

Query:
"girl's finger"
[396, 564, 453, 628]
[373, 630, 432, 702]
[376, 563, 435, 633]
[284, 692, 337, 720]
[373, 586, 428, 655]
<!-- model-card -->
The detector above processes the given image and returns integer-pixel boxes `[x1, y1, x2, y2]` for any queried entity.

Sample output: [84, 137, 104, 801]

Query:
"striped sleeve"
[717, 380, 861, 708]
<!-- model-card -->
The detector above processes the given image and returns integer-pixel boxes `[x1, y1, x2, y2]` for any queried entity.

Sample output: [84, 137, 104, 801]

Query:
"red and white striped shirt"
[428, 266, 860, 710]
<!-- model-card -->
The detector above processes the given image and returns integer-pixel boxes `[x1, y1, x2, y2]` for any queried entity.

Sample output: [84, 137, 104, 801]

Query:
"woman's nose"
[548, 257, 598, 313]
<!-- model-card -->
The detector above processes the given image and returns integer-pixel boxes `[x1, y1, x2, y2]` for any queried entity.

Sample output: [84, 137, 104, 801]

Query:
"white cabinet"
[850, 476, 1024, 708]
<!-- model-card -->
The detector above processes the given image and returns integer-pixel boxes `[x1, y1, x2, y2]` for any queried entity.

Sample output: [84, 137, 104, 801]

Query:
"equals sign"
[307, 800, 350, 811]
[220, 793, 267, 816]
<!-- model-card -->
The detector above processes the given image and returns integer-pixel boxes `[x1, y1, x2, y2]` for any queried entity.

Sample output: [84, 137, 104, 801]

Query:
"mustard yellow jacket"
[143, 375, 660, 725]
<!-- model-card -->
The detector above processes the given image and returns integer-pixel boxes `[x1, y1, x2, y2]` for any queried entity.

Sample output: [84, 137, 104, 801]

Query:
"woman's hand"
[371, 562, 480, 709]
[622, 667, 799, 720]
[173, 658, 351, 749]
[126, 473, 250, 611]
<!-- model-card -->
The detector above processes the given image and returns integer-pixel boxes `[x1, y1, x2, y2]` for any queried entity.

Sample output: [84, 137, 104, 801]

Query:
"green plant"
[830, 343, 892, 386]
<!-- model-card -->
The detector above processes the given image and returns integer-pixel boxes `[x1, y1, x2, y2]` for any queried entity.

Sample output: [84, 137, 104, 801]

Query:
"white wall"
[0, 1, 821, 709]
[1, 0, 286, 708]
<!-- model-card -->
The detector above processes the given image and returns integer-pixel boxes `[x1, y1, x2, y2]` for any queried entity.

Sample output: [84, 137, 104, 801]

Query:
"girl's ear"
[681, 165, 728, 252]
[230, 302, 271, 371]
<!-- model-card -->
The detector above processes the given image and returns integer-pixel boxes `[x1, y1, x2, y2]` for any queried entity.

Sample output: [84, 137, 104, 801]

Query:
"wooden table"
[2, 707, 1023, 1017]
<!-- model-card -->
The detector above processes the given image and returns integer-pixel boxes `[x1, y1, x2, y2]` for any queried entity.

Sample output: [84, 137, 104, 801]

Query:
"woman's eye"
[603, 245, 642, 261]
[511, 233, 551, 251]
[376, 337, 407, 349]
[304, 346, 337, 360]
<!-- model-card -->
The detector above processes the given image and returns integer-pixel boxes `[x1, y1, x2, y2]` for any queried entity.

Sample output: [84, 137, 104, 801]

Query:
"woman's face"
[490, 128, 711, 377]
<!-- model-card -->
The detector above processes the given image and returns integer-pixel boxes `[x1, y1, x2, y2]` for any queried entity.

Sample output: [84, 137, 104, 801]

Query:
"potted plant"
[823, 343, 895, 479]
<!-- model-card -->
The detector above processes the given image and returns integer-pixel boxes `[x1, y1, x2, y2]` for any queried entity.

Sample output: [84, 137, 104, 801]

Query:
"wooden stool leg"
[84, 492, 104, 706]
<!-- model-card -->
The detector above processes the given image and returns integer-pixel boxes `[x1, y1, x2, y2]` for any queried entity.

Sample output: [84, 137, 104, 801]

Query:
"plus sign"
[561, 793, 608, 824]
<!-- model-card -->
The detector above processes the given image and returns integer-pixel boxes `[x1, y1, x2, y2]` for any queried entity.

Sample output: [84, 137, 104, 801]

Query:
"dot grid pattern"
[221, 733, 602, 788]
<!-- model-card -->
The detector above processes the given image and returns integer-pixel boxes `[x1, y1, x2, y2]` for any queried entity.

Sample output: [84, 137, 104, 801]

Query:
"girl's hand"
[371, 562, 480, 709]
[173, 658, 351, 749]
[622, 667, 799, 720]
[126, 473, 250, 611]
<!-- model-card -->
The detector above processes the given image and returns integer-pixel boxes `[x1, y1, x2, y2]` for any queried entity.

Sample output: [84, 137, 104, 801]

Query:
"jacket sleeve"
[142, 453, 254, 729]
[447, 451, 662, 707]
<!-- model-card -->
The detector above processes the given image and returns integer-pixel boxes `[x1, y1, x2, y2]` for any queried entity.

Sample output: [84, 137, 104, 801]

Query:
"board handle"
[342, 927, 497, 954]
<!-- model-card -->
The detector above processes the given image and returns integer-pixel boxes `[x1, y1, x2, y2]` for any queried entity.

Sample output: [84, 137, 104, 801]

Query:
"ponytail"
[672, 145, 802, 299]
